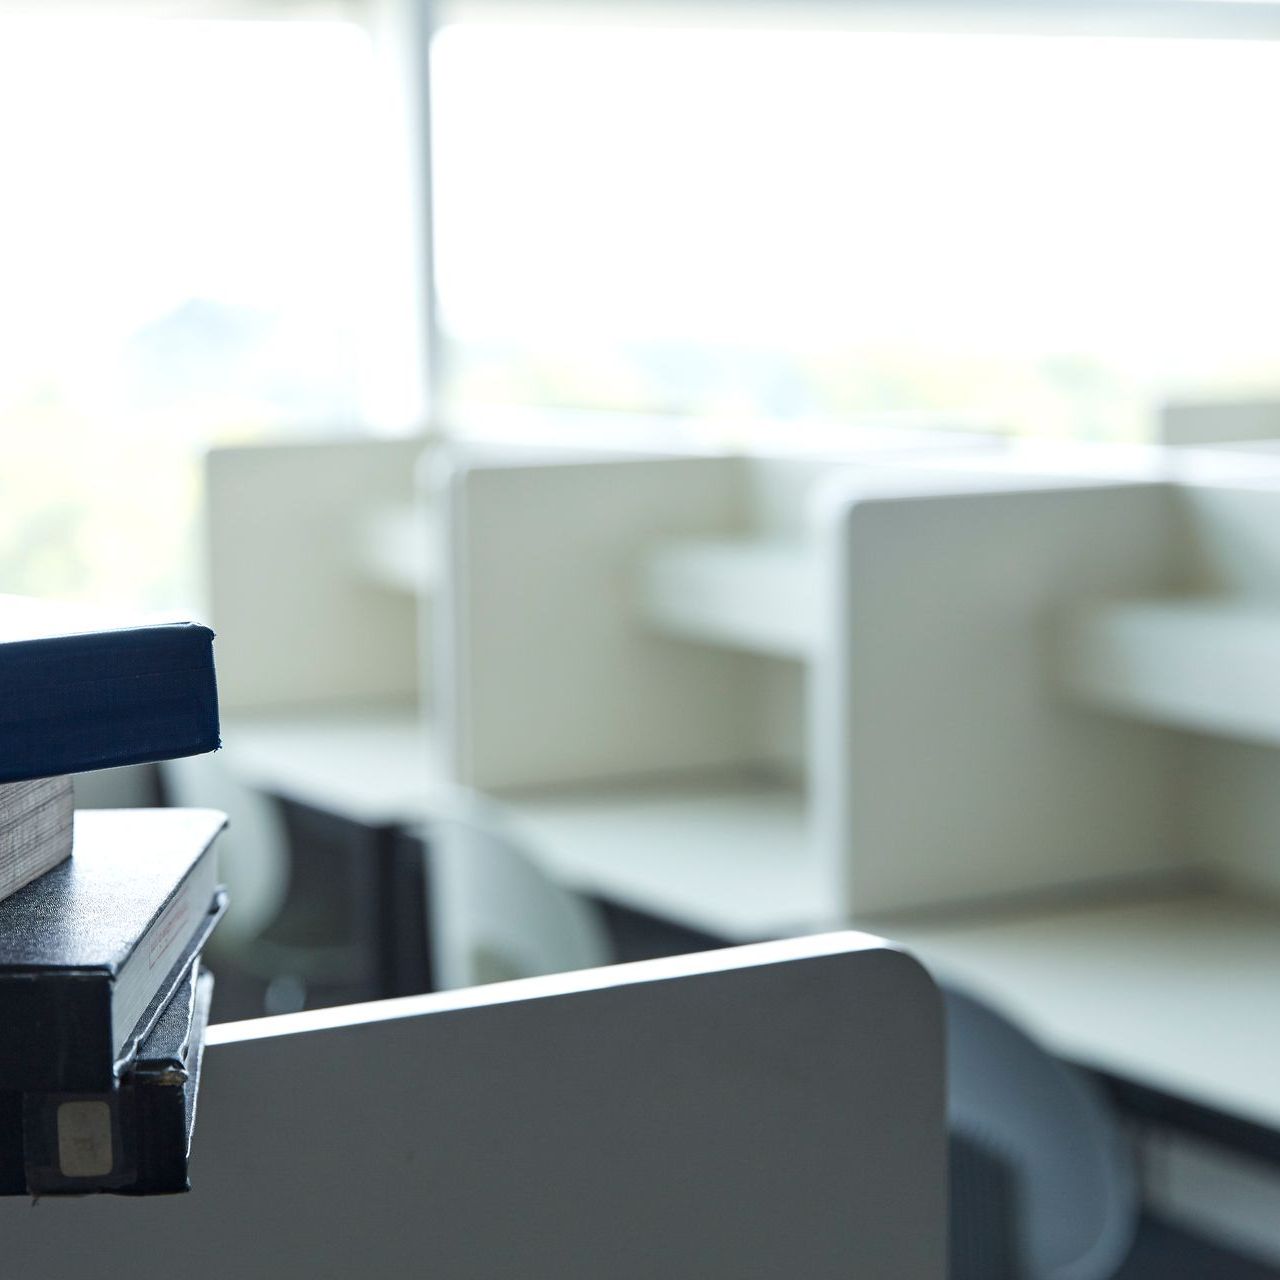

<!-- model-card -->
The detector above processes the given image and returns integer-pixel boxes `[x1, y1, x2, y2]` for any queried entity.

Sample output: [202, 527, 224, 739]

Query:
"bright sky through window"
[9, 15, 1280, 605]
[432, 25, 1280, 437]
[0, 17, 406, 607]
[0, 18, 400, 420]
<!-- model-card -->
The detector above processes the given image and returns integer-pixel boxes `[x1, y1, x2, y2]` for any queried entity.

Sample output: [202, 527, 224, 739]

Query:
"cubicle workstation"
[201, 436, 1005, 810]
[204, 433, 434, 788]
[431, 449, 938, 939]
[431, 445, 1202, 935]
[0, 934, 946, 1279]
[202, 425, 996, 824]
[822, 455, 1280, 1157]
[203, 427, 667, 788]
[436, 435, 1280, 906]
[195, 430, 671, 996]
[169, 414, 1280, 1264]
[191, 434, 442, 1001]
[432, 437, 1280, 1246]
[189, 426, 1000, 1001]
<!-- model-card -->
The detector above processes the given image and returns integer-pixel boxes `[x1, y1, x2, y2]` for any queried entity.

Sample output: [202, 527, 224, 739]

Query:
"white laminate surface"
[211, 707, 1280, 1134]
[638, 538, 818, 659]
[1062, 598, 1280, 747]
[503, 774, 831, 942]
[219, 704, 444, 826]
[889, 889, 1280, 1133]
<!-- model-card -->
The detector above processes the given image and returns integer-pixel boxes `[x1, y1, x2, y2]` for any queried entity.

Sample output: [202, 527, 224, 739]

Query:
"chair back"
[425, 799, 613, 989]
[159, 753, 290, 951]
[945, 986, 1138, 1280]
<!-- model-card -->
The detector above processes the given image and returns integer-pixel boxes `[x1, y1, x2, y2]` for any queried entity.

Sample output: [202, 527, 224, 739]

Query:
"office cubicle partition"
[0, 935, 945, 1280]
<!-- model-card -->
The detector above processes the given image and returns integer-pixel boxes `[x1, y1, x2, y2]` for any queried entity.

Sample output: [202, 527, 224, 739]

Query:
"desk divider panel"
[1161, 398, 1280, 449]
[818, 476, 1195, 917]
[1053, 476, 1280, 898]
[0, 935, 945, 1280]
[435, 451, 1001, 795]
[437, 455, 775, 790]
[437, 440, 1280, 933]
[1165, 478, 1280, 897]
[206, 434, 431, 713]
[1182, 479, 1280, 596]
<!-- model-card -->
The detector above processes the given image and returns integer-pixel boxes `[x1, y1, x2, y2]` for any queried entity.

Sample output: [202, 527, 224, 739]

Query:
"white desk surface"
[512, 784, 1280, 1132]
[501, 774, 832, 942]
[889, 888, 1280, 1134]
[219, 704, 444, 827]
[501, 779, 1280, 1133]
[217, 713, 827, 938]
[210, 715, 1280, 1130]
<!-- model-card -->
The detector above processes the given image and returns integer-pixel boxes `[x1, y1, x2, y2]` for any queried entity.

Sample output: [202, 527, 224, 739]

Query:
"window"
[1, 15, 416, 609]
[432, 23, 1280, 445]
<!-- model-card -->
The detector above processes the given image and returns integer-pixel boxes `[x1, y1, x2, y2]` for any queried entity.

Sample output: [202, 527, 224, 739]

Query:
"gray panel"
[0, 934, 944, 1280]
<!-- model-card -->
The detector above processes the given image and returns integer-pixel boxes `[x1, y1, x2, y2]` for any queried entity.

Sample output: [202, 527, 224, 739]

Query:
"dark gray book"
[0, 808, 226, 1092]
[0, 960, 214, 1196]
[0, 776, 73, 903]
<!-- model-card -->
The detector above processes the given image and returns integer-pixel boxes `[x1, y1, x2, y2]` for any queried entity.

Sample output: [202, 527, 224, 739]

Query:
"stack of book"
[0, 596, 226, 1196]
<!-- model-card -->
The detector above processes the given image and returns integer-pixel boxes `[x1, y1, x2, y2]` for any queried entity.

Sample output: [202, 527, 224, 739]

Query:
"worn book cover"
[0, 960, 214, 1196]
[0, 594, 220, 784]
[0, 809, 226, 1092]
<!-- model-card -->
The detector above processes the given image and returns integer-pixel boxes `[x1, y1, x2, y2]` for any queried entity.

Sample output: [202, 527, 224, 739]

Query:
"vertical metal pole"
[366, 0, 443, 434]
[409, 0, 446, 428]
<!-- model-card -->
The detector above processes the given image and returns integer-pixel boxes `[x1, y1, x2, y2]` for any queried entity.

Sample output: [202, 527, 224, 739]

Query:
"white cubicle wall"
[205, 434, 432, 716]
[435, 440, 1280, 932]
[0, 935, 945, 1280]
[201, 432, 636, 819]
[432, 451, 981, 935]
[816, 474, 1191, 916]
[199, 424, 995, 824]
[818, 449, 1280, 912]
[200, 419, 1280, 923]
[437, 455, 800, 791]
[203, 428, 730, 726]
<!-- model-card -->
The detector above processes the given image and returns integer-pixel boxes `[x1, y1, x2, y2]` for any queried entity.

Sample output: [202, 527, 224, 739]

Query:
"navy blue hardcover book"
[0, 808, 226, 1093]
[0, 595, 220, 784]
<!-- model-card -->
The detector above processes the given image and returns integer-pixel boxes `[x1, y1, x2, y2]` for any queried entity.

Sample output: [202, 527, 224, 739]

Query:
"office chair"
[946, 986, 1138, 1280]
[426, 822, 1140, 1280]
[422, 797, 613, 989]
[159, 754, 365, 1007]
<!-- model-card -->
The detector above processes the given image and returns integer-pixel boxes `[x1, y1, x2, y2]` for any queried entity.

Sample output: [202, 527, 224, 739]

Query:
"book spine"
[0, 1093, 23, 1195]
[111, 864, 221, 1063]
[16, 1080, 189, 1194]
[2, 968, 213, 1196]
[0, 974, 115, 1093]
